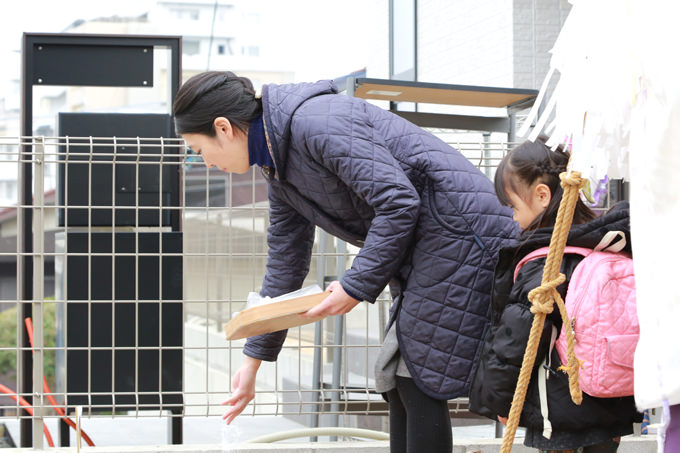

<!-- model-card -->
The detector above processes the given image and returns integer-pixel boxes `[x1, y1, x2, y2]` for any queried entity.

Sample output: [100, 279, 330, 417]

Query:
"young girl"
[469, 139, 641, 452]
[174, 71, 518, 452]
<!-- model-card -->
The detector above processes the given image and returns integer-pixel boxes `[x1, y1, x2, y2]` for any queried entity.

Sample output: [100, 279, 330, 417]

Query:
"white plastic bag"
[238, 284, 325, 314]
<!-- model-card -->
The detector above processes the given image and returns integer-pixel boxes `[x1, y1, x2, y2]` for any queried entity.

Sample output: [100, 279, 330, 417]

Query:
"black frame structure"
[20, 33, 182, 447]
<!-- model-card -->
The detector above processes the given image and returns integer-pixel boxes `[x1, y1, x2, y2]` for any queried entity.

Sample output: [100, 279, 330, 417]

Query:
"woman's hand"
[301, 280, 360, 318]
[222, 356, 261, 424]
[498, 416, 508, 425]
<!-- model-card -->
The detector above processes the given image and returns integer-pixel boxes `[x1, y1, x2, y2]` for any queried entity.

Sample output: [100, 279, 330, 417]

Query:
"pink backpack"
[514, 232, 638, 398]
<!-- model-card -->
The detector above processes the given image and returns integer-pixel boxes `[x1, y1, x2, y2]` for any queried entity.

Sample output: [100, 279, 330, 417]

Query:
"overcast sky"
[0, 0, 388, 84]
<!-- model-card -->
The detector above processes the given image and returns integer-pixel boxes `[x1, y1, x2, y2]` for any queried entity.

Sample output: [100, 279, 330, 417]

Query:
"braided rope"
[500, 171, 585, 453]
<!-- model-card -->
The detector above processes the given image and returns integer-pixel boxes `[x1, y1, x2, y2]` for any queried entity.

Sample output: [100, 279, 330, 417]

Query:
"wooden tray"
[224, 290, 331, 340]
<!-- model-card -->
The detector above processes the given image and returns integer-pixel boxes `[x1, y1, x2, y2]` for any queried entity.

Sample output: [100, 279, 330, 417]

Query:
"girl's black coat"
[468, 202, 641, 431]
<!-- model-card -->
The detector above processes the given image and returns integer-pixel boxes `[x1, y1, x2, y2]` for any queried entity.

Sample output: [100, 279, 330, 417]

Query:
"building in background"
[416, 0, 570, 90]
[392, 0, 569, 141]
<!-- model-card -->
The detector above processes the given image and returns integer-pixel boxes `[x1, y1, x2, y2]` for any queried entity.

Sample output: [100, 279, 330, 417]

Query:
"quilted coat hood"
[261, 80, 338, 181]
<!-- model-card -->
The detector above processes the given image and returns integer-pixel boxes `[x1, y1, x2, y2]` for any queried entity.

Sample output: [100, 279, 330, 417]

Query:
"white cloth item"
[517, 0, 680, 411]
[521, 1, 680, 186]
[630, 1, 680, 410]
[523, 0, 635, 187]
[630, 60, 680, 410]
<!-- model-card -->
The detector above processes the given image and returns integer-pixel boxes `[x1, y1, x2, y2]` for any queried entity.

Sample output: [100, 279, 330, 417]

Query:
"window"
[217, 40, 234, 56]
[247, 46, 259, 57]
[171, 8, 199, 20]
[391, 0, 416, 80]
[183, 40, 200, 56]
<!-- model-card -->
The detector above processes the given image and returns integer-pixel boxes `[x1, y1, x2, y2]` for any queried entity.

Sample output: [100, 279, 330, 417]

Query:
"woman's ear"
[213, 117, 234, 139]
[534, 183, 552, 209]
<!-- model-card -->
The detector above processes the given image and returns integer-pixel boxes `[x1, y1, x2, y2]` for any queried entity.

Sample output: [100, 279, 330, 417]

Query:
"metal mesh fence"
[0, 134, 624, 445]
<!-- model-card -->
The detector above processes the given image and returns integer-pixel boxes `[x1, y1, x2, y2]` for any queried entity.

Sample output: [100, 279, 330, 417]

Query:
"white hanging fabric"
[627, 0, 680, 412]
[522, 0, 635, 186]
[519, 0, 680, 413]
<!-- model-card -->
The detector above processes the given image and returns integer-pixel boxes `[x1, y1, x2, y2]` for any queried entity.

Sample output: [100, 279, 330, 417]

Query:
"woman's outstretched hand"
[222, 356, 261, 424]
[301, 280, 360, 318]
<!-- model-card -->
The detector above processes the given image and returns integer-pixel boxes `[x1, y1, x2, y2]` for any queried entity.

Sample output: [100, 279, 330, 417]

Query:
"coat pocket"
[426, 179, 472, 237]
[605, 334, 637, 369]
[585, 334, 637, 397]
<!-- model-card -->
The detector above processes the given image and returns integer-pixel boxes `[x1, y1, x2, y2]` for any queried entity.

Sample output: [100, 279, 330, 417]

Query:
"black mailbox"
[56, 231, 183, 412]
[57, 113, 180, 228]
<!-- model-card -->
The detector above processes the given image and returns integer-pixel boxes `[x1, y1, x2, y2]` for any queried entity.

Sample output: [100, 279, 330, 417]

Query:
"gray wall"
[417, 0, 571, 91]
[513, 0, 571, 90]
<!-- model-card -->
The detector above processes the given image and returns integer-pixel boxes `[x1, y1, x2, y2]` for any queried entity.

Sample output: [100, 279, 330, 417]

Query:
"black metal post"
[20, 33, 34, 448]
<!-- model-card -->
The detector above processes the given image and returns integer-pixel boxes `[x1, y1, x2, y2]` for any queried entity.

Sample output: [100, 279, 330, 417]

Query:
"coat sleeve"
[495, 259, 559, 366]
[294, 101, 421, 303]
[243, 184, 315, 362]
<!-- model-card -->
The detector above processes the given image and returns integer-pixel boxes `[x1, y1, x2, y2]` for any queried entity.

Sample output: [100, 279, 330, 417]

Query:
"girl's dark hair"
[495, 137, 596, 230]
[173, 71, 262, 136]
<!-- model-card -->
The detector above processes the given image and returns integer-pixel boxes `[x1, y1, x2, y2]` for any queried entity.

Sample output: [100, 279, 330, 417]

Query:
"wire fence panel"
[0, 134, 625, 441]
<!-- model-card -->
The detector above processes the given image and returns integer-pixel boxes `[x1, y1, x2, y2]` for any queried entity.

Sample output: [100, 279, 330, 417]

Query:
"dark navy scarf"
[248, 115, 274, 169]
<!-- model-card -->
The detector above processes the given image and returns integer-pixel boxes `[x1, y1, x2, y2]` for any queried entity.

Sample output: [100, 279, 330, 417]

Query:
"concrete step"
[2, 435, 657, 453]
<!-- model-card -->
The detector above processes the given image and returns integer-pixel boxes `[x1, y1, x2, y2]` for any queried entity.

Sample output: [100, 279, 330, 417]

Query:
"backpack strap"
[538, 356, 552, 439]
[513, 246, 593, 282]
[594, 230, 626, 252]
[537, 325, 559, 439]
[513, 231, 627, 281]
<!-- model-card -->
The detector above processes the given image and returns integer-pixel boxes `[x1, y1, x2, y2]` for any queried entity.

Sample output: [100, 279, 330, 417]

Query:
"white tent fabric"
[628, 3, 680, 412]
[519, 0, 680, 414]
[519, 0, 635, 186]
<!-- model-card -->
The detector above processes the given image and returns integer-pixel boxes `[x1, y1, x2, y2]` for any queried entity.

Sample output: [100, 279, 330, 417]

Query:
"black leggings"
[385, 376, 452, 453]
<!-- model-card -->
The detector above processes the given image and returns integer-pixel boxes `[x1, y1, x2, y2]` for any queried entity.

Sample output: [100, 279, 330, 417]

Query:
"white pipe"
[246, 427, 389, 443]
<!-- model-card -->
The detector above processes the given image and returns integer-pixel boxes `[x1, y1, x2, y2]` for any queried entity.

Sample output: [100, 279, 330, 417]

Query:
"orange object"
[24, 318, 95, 446]
[0, 382, 54, 446]
[224, 291, 330, 340]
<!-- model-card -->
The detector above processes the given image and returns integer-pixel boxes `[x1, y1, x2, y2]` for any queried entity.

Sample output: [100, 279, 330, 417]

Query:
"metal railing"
[0, 134, 623, 447]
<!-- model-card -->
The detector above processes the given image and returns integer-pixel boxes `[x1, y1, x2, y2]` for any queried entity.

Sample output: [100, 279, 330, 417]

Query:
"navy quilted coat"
[243, 80, 518, 399]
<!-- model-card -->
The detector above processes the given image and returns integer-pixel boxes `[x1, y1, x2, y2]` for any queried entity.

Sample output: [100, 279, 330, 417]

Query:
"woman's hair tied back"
[173, 71, 261, 136]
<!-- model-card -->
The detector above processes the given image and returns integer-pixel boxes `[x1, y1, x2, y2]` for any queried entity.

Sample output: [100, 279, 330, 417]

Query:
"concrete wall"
[418, 0, 571, 91]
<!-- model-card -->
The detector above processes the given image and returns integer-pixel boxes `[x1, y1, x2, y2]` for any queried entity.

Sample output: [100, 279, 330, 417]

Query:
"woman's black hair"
[494, 137, 596, 231]
[173, 71, 262, 136]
